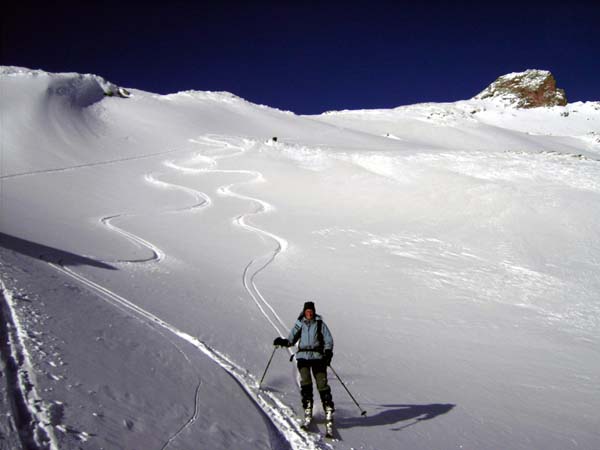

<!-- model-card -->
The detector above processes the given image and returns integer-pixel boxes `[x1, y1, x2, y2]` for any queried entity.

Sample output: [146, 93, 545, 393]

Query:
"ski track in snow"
[144, 172, 213, 212]
[97, 171, 211, 265]
[0, 147, 194, 180]
[0, 279, 60, 450]
[48, 262, 324, 450]
[99, 214, 165, 264]
[39, 135, 324, 450]
[220, 173, 290, 337]
[171, 136, 291, 338]
[160, 378, 203, 450]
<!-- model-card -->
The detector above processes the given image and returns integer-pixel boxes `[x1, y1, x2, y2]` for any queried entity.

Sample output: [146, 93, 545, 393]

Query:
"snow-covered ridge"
[321, 70, 591, 120]
[159, 89, 296, 115]
[1, 65, 131, 101]
[1, 66, 51, 77]
[160, 89, 249, 103]
[319, 98, 600, 121]
[316, 98, 600, 154]
[1, 67, 286, 114]
[314, 73, 600, 157]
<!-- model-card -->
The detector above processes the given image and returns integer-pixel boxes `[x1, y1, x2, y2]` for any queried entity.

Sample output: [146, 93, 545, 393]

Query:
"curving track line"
[49, 262, 322, 450]
[66, 168, 212, 449]
[160, 378, 203, 450]
[100, 214, 165, 263]
[219, 177, 290, 335]
[96, 168, 211, 265]
[0, 147, 194, 180]
[44, 135, 325, 449]
[172, 136, 291, 337]
[144, 172, 212, 212]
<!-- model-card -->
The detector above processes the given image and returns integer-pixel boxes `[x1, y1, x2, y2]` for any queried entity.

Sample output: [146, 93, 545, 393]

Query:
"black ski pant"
[297, 359, 334, 410]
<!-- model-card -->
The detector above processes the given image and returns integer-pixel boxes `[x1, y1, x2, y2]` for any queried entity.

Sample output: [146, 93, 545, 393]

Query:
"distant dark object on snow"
[272, 136, 278, 142]
[117, 87, 131, 98]
[474, 69, 567, 108]
[104, 87, 131, 98]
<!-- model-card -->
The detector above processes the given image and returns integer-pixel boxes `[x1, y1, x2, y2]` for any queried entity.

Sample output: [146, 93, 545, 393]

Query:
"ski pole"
[259, 346, 278, 388]
[329, 365, 367, 416]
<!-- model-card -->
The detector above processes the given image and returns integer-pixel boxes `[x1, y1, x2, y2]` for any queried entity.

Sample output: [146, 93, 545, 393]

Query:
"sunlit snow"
[0, 66, 599, 450]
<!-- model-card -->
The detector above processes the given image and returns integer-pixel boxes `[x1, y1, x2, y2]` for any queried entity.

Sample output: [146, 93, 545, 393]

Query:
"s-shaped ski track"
[43, 136, 327, 449]
[170, 135, 291, 337]
[96, 161, 212, 265]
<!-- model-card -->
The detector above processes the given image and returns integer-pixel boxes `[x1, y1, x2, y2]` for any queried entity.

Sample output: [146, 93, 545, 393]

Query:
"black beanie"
[303, 301, 315, 313]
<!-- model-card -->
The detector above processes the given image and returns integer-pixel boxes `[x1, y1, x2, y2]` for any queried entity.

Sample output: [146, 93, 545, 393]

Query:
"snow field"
[2, 67, 600, 449]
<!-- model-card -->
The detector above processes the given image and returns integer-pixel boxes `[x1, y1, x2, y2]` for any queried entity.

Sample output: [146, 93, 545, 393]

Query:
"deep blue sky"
[2, 1, 599, 114]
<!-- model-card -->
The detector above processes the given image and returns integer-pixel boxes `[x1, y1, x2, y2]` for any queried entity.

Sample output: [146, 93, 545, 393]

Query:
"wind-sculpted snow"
[158, 90, 295, 115]
[328, 149, 600, 192]
[315, 228, 593, 329]
[262, 139, 600, 192]
[263, 140, 334, 172]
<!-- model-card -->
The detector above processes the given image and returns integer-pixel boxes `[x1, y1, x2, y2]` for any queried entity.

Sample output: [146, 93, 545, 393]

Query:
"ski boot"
[300, 385, 314, 429]
[319, 387, 335, 438]
[324, 405, 334, 438]
[301, 401, 313, 429]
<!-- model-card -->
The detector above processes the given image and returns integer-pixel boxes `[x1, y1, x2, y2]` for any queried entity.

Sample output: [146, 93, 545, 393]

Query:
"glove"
[323, 349, 333, 366]
[273, 337, 290, 347]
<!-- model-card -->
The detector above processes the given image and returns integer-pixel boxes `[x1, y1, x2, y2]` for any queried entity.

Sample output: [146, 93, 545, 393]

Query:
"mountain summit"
[474, 69, 567, 108]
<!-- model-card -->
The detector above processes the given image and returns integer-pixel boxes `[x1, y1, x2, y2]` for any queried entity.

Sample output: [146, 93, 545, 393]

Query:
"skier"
[273, 301, 335, 435]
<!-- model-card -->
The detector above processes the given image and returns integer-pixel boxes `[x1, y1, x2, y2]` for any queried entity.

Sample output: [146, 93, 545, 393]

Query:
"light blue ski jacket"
[287, 314, 333, 361]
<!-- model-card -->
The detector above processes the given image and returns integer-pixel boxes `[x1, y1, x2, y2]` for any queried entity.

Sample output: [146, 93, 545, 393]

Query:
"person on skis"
[273, 301, 335, 429]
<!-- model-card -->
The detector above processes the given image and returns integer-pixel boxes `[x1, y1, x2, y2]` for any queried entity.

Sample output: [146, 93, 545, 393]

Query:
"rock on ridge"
[474, 69, 567, 108]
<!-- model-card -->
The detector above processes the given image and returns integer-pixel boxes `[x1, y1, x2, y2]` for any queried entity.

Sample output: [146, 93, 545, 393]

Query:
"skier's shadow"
[336, 403, 455, 431]
[0, 232, 116, 270]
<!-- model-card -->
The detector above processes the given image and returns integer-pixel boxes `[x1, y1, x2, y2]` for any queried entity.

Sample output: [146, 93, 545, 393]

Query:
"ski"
[298, 411, 337, 440]
[301, 425, 337, 441]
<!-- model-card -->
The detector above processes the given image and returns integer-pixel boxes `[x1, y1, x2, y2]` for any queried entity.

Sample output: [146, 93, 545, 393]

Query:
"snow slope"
[1, 67, 599, 450]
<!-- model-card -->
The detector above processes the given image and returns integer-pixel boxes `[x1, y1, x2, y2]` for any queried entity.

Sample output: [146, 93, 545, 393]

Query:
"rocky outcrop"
[474, 70, 567, 108]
